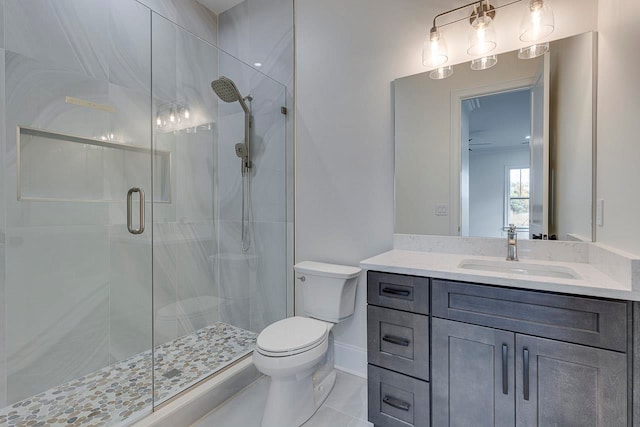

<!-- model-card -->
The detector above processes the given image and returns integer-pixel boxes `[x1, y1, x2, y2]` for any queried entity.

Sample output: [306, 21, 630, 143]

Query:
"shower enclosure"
[0, 1, 290, 425]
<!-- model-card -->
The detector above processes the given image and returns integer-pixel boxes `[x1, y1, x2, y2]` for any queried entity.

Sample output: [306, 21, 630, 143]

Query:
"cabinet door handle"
[383, 395, 411, 411]
[523, 348, 530, 401]
[382, 335, 410, 347]
[381, 287, 410, 297]
[502, 344, 508, 395]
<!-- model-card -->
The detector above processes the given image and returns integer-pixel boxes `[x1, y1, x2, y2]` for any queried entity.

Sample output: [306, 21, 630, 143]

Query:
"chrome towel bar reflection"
[127, 187, 145, 235]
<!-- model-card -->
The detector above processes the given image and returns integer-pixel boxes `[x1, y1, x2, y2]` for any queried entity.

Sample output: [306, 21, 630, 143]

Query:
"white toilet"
[253, 261, 362, 427]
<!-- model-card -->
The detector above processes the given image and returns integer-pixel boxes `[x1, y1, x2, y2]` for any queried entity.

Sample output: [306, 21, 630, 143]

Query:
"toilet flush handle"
[297, 276, 306, 282]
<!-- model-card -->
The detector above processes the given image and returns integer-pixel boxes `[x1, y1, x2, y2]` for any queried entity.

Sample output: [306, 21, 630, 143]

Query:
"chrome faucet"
[506, 224, 519, 261]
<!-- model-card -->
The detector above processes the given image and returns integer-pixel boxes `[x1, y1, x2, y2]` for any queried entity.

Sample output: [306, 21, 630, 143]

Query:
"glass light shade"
[471, 55, 498, 70]
[468, 14, 497, 56]
[518, 43, 549, 59]
[520, 0, 554, 42]
[422, 28, 448, 68]
[429, 66, 454, 80]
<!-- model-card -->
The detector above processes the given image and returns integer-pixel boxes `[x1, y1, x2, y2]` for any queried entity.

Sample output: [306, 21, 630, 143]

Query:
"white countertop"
[361, 249, 640, 301]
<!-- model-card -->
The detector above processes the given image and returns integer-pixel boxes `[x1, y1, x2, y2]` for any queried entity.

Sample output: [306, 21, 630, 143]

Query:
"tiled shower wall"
[0, 0, 293, 410]
[0, 0, 220, 407]
[217, 0, 294, 332]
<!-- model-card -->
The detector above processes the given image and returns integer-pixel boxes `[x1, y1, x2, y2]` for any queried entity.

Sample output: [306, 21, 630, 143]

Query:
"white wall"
[596, 0, 640, 256]
[295, 0, 599, 377]
[549, 33, 594, 241]
[469, 148, 530, 238]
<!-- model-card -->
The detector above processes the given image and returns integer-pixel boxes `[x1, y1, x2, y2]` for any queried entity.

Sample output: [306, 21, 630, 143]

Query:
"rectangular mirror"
[394, 31, 596, 241]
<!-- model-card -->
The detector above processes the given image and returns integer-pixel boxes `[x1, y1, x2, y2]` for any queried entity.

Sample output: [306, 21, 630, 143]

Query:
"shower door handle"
[127, 187, 145, 235]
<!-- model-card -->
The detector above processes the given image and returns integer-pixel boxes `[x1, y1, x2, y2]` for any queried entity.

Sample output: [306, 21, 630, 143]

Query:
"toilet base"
[260, 368, 336, 427]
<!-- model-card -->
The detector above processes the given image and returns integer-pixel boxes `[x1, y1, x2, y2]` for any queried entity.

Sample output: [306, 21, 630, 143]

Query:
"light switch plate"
[436, 205, 448, 216]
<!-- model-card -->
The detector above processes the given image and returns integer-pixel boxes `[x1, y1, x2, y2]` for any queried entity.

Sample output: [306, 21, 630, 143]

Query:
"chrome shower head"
[211, 76, 249, 113]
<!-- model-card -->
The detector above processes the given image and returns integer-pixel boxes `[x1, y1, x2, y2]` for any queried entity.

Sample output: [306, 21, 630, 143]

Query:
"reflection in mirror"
[395, 32, 596, 241]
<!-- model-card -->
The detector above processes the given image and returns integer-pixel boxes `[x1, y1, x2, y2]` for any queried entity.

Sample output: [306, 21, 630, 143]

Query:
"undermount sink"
[458, 259, 581, 280]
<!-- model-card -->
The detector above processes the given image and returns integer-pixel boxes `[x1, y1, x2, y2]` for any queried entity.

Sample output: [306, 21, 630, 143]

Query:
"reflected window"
[506, 167, 530, 229]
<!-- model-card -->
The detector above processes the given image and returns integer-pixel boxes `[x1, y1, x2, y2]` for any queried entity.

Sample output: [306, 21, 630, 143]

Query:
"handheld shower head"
[211, 76, 249, 113]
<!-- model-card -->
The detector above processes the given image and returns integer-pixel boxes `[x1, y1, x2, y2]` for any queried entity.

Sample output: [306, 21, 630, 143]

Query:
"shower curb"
[132, 357, 261, 427]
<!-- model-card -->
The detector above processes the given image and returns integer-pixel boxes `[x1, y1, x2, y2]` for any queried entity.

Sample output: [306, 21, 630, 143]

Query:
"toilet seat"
[256, 316, 329, 357]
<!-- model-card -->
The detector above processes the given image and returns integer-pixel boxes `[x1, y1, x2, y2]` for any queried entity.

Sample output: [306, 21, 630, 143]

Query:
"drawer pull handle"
[383, 395, 411, 411]
[381, 287, 410, 297]
[523, 348, 530, 401]
[382, 335, 410, 347]
[502, 344, 508, 395]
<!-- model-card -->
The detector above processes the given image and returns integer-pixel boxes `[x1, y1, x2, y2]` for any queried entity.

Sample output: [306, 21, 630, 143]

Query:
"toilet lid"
[256, 317, 329, 354]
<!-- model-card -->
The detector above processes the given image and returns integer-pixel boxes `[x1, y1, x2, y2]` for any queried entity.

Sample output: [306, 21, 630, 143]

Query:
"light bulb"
[468, 9, 496, 56]
[156, 114, 162, 127]
[169, 108, 176, 123]
[183, 107, 190, 119]
[422, 27, 448, 68]
[520, 0, 554, 42]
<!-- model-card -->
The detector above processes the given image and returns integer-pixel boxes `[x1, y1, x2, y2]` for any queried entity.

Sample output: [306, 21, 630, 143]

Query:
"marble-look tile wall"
[0, 0, 290, 411]
[218, 0, 293, 331]
[151, 12, 218, 350]
[2, 0, 152, 405]
[0, 0, 219, 409]
[215, 56, 287, 332]
[137, 0, 218, 46]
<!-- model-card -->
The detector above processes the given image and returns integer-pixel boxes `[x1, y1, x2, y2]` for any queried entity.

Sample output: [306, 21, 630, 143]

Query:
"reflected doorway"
[461, 89, 532, 239]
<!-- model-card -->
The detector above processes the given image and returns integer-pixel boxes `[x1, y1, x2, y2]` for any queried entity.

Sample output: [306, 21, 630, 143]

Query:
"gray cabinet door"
[432, 318, 515, 427]
[516, 334, 627, 427]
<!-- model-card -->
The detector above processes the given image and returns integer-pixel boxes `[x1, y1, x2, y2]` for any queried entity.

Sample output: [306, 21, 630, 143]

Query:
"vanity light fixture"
[156, 102, 203, 133]
[423, 0, 556, 78]
[467, 1, 497, 56]
[518, 42, 549, 59]
[471, 55, 498, 70]
[519, 0, 554, 42]
[423, 27, 449, 69]
[430, 66, 454, 80]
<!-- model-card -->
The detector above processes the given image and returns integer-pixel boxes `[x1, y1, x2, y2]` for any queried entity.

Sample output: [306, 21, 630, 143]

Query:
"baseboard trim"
[334, 341, 367, 378]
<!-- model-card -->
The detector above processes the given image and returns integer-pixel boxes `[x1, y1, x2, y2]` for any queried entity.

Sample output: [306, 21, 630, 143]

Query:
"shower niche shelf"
[18, 126, 171, 203]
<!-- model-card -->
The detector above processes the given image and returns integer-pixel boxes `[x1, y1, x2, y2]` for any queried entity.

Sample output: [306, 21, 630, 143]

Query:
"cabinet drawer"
[432, 279, 628, 352]
[368, 365, 430, 427]
[368, 271, 429, 314]
[368, 305, 429, 380]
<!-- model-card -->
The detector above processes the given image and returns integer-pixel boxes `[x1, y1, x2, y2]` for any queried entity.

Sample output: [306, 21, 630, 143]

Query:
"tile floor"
[193, 370, 371, 427]
[0, 323, 256, 427]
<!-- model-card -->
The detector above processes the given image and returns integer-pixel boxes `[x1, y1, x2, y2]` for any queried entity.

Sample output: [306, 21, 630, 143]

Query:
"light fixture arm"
[432, 0, 523, 30]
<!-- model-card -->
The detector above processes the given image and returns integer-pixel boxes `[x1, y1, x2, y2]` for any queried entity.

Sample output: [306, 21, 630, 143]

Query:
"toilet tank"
[295, 261, 362, 323]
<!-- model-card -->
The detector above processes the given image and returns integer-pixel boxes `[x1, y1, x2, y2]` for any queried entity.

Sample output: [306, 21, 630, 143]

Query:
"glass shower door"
[0, 0, 154, 425]
[151, 11, 288, 404]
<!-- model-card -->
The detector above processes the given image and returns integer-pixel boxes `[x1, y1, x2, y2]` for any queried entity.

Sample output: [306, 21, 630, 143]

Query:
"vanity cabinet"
[432, 318, 627, 426]
[366, 270, 634, 427]
[367, 271, 430, 427]
[431, 279, 629, 427]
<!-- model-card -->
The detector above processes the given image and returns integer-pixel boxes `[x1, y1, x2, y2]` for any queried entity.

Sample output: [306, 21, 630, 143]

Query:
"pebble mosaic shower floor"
[0, 322, 257, 427]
